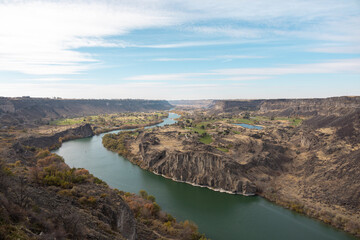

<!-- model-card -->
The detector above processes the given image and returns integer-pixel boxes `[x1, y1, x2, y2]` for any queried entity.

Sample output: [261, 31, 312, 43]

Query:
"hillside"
[0, 123, 207, 239]
[210, 96, 360, 116]
[104, 97, 360, 237]
[0, 97, 172, 126]
[168, 100, 213, 109]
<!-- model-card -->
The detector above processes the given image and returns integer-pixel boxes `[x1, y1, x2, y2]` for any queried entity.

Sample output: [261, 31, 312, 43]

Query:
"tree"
[244, 112, 250, 119]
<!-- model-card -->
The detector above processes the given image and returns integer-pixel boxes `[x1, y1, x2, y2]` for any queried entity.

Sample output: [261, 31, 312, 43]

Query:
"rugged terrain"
[0, 114, 207, 239]
[104, 97, 360, 237]
[169, 100, 213, 109]
[210, 96, 360, 116]
[0, 97, 172, 126]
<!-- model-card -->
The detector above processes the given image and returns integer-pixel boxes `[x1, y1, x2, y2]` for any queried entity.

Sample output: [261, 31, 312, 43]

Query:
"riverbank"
[93, 119, 164, 135]
[57, 128, 356, 240]
[152, 171, 256, 196]
[0, 113, 208, 239]
[102, 118, 360, 238]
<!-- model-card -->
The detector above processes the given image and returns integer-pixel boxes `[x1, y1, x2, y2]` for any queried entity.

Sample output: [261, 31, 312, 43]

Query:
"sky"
[0, 0, 360, 100]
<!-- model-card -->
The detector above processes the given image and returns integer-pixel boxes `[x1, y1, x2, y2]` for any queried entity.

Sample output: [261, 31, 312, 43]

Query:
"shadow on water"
[54, 112, 356, 240]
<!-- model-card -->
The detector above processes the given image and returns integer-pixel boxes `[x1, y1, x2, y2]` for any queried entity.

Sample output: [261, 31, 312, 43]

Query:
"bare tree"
[12, 175, 30, 209]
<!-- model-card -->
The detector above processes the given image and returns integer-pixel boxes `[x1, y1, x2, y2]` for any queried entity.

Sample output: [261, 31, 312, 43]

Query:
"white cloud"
[152, 55, 264, 61]
[0, 80, 357, 100]
[126, 58, 360, 81]
[153, 58, 211, 61]
[308, 44, 360, 54]
[214, 59, 360, 75]
[190, 26, 262, 38]
[0, 82, 239, 99]
[0, 0, 177, 75]
[134, 41, 237, 49]
[0, 0, 359, 76]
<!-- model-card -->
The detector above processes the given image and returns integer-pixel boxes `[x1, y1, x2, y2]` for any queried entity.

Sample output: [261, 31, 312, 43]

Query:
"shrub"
[147, 195, 156, 202]
[35, 150, 51, 159]
[93, 177, 106, 185]
[58, 189, 72, 197]
[152, 202, 161, 215]
[102, 133, 130, 156]
[41, 167, 88, 188]
[79, 196, 97, 206]
[139, 190, 148, 199]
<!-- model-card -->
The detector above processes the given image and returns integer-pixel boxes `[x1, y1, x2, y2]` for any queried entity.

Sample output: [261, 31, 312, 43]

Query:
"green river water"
[53, 113, 356, 240]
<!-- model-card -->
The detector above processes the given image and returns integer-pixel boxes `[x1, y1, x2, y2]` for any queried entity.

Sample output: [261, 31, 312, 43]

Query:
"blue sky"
[0, 0, 359, 99]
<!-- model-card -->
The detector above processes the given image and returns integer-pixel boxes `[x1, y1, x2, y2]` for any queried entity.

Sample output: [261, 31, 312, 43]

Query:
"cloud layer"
[0, 0, 359, 75]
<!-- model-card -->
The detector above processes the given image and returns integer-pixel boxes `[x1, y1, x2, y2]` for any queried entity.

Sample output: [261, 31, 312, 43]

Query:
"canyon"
[105, 97, 360, 237]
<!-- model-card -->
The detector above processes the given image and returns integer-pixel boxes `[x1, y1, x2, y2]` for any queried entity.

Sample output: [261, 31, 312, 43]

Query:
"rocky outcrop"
[125, 130, 291, 196]
[25, 182, 137, 240]
[210, 96, 360, 117]
[140, 146, 256, 195]
[168, 100, 213, 108]
[210, 99, 263, 112]
[18, 124, 94, 149]
[116, 120, 360, 236]
[0, 97, 172, 126]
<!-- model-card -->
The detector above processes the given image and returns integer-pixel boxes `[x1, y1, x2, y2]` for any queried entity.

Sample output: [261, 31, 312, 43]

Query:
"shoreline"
[151, 171, 256, 196]
[50, 114, 359, 239]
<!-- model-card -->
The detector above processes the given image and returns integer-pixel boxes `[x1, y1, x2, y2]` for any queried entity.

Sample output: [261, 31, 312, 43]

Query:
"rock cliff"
[0, 97, 172, 126]
[114, 128, 292, 196]
[210, 96, 360, 117]
[18, 123, 94, 149]
[138, 139, 257, 195]
[103, 101, 360, 236]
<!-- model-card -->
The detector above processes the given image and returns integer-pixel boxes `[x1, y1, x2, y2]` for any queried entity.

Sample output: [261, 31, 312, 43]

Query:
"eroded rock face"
[0, 97, 173, 126]
[9, 130, 138, 240]
[145, 150, 255, 195]
[19, 123, 94, 149]
[130, 130, 291, 196]
[210, 96, 360, 117]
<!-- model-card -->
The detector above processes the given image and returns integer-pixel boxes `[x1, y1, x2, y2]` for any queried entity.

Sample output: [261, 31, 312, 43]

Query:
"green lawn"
[290, 118, 303, 126]
[199, 134, 212, 144]
[192, 127, 207, 134]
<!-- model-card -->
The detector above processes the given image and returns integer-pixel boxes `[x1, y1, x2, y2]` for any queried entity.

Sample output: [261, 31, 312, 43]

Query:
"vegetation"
[216, 147, 229, 152]
[123, 190, 208, 240]
[199, 133, 213, 144]
[50, 111, 168, 126]
[30, 150, 92, 189]
[102, 132, 130, 156]
[0, 140, 209, 240]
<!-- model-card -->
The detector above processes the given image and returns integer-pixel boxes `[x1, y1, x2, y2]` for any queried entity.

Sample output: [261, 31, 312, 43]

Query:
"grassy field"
[199, 133, 212, 144]
[183, 120, 215, 144]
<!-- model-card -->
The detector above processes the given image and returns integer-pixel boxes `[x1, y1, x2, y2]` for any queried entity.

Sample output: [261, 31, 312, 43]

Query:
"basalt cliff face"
[122, 128, 293, 196]
[138, 136, 258, 195]
[210, 96, 360, 117]
[18, 124, 94, 149]
[110, 97, 360, 236]
[0, 97, 172, 126]
[1, 133, 137, 240]
[119, 122, 360, 236]
[1, 125, 206, 239]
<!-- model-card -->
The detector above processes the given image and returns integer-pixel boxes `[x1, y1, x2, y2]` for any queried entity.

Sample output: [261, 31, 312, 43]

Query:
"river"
[53, 112, 355, 240]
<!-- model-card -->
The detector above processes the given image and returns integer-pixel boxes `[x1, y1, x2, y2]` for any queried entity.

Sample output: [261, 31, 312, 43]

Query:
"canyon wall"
[0, 97, 172, 126]
[210, 96, 360, 116]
